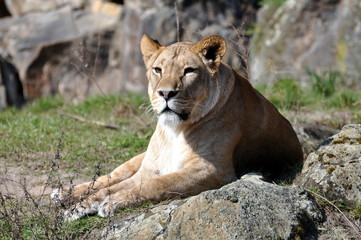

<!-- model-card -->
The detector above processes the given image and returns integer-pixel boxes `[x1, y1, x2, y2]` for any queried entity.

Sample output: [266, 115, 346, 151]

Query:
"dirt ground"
[0, 151, 87, 199]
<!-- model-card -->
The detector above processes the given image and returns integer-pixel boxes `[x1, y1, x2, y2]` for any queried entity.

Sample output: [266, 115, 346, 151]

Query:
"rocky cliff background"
[1, 0, 360, 109]
[0, 0, 260, 108]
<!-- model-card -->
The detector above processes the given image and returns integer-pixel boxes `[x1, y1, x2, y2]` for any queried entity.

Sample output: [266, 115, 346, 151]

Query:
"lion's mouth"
[160, 106, 189, 121]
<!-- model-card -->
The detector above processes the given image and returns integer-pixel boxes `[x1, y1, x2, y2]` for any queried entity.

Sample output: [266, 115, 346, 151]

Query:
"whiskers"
[140, 101, 156, 120]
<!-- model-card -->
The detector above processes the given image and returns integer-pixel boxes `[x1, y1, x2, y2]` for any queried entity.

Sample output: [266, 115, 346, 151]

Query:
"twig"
[174, 2, 180, 42]
[62, 112, 121, 130]
[306, 189, 361, 237]
[231, 25, 250, 79]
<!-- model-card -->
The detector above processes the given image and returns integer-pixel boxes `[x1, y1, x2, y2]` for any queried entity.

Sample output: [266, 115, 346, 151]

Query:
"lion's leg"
[64, 165, 234, 220]
[63, 175, 139, 221]
[97, 167, 231, 217]
[52, 152, 145, 204]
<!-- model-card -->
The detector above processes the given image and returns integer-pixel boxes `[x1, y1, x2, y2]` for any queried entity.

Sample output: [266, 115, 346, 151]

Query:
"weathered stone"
[0, 7, 119, 102]
[0, 85, 6, 110]
[295, 124, 361, 206]
[102, 176, 323, 240]
[251, 0, 361, 86]
[294, 124, 339, 156]
[4, 0, 86, 16]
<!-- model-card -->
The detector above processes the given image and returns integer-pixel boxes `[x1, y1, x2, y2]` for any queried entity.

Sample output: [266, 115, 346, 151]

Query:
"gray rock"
[102, 176, 323, 240]
[0, 85, 6, 110]
[295, 124, 361, 206]
[0, 7, 119, 102]
[250, 0, 361, 86]
[4, 0, 86, 16]
[294, 124, 339, 157]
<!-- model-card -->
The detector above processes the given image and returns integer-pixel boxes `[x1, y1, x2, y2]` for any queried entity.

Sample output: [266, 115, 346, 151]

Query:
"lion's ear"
[192, 35, 226, 74]
[140, 34, 162, 64]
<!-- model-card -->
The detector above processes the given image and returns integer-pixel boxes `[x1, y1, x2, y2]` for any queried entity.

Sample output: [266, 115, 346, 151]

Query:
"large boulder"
[295, 124, 361, 206]
[0, 6, 120, 103]
[250, 0, 361, 86]
[102, 174, 323, 240]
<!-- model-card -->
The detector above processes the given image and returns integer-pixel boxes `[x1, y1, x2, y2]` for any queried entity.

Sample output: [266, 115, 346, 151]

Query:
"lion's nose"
[158, 90, 178, 100]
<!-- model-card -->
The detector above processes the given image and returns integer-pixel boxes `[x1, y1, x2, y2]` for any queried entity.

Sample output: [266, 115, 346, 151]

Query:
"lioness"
[53, 34, 303, 221]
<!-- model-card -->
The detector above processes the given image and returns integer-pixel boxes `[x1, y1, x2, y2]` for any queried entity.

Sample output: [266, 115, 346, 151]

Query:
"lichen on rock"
[102, 176, 323, 240]
[295, 124, 361, 206]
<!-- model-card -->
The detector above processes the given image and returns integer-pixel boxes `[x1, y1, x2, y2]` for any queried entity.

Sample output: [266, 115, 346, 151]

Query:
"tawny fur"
[53, 34, 303, 221]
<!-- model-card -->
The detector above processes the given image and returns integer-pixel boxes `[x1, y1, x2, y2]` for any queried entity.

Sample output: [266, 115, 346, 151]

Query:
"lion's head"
[140, 35, 227, 128]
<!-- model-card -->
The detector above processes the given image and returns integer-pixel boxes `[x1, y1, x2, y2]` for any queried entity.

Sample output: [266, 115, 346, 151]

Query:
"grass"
[0, 93, 154, 239]
[260, 0, 286, 7]
[255, 70, 361, 127]
[0, 93, 153, 176]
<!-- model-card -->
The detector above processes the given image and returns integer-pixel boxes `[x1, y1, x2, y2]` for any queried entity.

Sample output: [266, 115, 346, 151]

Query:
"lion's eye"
[153, 67, 162, 75]
[184, 67, 197, 75]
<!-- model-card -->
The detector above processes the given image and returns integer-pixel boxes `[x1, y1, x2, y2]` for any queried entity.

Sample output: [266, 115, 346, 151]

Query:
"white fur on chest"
[156, 125, 186, 176]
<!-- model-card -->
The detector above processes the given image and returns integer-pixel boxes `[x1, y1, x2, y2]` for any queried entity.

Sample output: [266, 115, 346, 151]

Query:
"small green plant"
[331, 90, 359, 108]
[308, 187, 320, 194]
[307, 69, 339, 97]
[260, 0, 286, 7]
[350, 203, 361, 219]
[268, 78, 303, 110]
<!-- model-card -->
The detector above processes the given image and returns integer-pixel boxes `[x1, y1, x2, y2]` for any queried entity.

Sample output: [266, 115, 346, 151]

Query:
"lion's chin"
[158, 111, 182, 127]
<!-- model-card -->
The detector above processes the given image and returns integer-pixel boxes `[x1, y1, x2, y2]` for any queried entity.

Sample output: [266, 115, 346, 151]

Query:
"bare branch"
[62, 112, 121, 130]
[174, 2, 180, 42]
[306, 189, 361, 237]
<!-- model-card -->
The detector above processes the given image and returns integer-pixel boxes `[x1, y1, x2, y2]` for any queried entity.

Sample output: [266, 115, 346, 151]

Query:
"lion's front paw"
[98, 196, 120, 218]
[63, 201, 98, 222]
[51, 188, 66, 203]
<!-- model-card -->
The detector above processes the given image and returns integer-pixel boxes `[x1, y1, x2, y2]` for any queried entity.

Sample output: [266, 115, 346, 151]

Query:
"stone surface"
[0, 7, 119, 102]
[294, 124, 339, 157]
[0, 85, 6, 110]
[295, 124, 361, 206]
[102, 175, 323, 240]
[251, 0, 361, 86]
[4, 0, 86, 16]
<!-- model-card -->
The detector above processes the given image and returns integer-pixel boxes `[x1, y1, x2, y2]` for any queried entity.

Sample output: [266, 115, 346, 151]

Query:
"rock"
[0, 85, 6, 110]
[0, 7, 120, 102]
[294, 124, 339, 156]
[251, 0, 361, 86]
[4, 0, 86, 16]
[295, 124, 361, 206]
[102, 175, 323, 240]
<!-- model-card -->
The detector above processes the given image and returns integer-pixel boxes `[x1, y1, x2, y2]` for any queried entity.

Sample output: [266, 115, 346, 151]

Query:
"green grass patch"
[255, 71, 361, 112]
[260, 0, 286, 7]
[306, 69, 339, 97]
[0, 93, 155, 239]
[0, 93, 153, 175]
